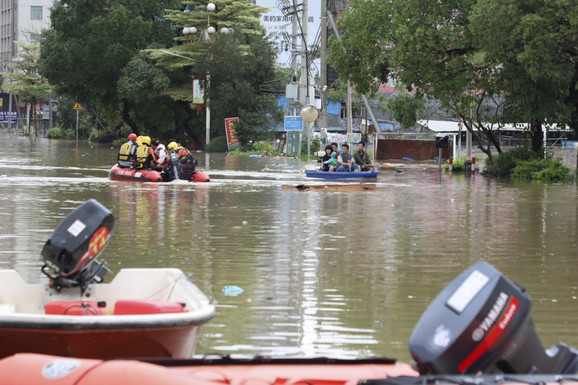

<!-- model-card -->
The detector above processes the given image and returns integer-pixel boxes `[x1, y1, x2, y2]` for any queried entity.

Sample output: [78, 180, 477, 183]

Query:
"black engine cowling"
[409, 262, 578, 375]
[41, 199, 116, 292]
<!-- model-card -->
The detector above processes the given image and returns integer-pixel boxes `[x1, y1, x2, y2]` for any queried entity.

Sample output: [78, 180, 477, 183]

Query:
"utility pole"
[299, 0, 308, 156]
[291, 4, 298, 75]
[289, 2, 299, 155]
[466, 101, 472, 159]
[346, 82, 352, 134]
[319, 0, 328, 141]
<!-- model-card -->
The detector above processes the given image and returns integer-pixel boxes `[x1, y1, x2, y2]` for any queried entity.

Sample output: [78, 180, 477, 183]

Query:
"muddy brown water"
[1, 132, 577, 364]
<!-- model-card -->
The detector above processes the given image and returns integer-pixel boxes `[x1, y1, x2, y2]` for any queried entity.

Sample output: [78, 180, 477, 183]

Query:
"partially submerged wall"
[375, 139, 450, 161]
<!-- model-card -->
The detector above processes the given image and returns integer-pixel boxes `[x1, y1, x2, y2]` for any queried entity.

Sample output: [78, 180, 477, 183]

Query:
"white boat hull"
[0, 268, 216, 359]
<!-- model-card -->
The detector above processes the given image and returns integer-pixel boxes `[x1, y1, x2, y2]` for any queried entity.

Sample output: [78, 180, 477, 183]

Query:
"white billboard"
[256, 0, 321, 73]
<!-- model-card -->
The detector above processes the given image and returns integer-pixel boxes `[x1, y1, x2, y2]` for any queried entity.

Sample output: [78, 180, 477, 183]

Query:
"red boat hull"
[0, 323, 201, 359]
[109, 164, 210, 183]
[191, 170, 210, 182]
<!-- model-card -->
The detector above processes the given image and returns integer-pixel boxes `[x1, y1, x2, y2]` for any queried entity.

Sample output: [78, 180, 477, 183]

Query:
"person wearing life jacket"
[117, 133, 138, 168]
[165, 142, 181, 181]
[135, 136, 153, 170]
[175, 142, 197, 181]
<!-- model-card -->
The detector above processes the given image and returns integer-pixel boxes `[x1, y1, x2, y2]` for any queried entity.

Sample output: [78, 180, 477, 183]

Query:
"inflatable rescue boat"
[109, 164, 210, 182]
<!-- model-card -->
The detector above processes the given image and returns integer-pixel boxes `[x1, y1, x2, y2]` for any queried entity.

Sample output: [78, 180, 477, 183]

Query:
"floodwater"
[1, 132, 577, 365]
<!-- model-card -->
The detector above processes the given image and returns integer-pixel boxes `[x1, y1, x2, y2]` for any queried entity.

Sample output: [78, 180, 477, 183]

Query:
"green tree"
[326, 78, 363, 111]
[38, 0, 177, 135]
[330, 0, 510, 164]
[379, 92, 425, 129]
[117, 52, 173, 136]
[148, 0, 281, 146]
[331, 0, 578, 165]
[3, 41, 52, 135]
[469, 0, 578, 153]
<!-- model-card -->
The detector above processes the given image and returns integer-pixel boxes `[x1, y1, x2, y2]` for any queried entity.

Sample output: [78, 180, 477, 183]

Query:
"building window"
[30, 33, 41, 44]
[31, 6, 43, 20]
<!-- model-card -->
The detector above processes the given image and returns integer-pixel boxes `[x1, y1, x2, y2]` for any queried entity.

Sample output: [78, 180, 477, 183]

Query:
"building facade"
[0, 0, 52, 67]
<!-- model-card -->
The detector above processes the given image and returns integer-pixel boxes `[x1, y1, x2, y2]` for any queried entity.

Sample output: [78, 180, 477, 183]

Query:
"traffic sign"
[73, 103, 83, 111]
[284, 116, 303, 131]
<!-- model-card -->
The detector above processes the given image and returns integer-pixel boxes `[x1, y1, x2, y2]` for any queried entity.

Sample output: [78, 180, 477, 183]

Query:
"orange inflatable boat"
[109, 164, 210, 183]
[3, 353, 578, 385]
[0, 353, 417, 385]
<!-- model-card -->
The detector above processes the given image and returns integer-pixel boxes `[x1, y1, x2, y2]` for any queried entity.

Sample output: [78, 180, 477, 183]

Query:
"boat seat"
[113, 299, 187, 315]
[0, 304, 16, 313]
[45, 300, 105, 316]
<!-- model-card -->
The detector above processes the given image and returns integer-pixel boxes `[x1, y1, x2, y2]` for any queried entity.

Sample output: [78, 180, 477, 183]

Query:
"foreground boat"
[305, 170, 379, 179]
[3, 244, 578, 383]
[0, 200, 216, 359]
[109, 164, 210, 183]
[3, 354, 578, 385]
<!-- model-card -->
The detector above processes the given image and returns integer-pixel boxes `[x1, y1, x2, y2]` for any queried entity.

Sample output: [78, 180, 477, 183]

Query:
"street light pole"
[205, 72, 211, 146]
[182, 3, 235, 147]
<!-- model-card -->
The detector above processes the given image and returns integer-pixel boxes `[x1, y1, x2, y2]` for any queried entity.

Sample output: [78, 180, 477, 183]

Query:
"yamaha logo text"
[472, 292, 508, 341]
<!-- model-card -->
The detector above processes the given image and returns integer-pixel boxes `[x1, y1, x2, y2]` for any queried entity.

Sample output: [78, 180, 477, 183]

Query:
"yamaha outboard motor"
[409, 262, 578, 375]
[41, 199, 116, 294]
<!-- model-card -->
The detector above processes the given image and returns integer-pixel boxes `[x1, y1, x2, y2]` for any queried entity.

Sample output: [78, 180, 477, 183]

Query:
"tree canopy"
[329, 0, 578, 163]
[37, 0, 281, 145]
[38, 0, 177, 134]
[148, 0, 281, 145]
[4, 41, 52, 100]
[470, 0, 578, 134]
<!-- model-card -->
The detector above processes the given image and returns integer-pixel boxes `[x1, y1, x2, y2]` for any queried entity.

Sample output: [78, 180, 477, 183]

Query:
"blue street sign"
[284, 116, 303, 131]
[0, 112, 17, 124]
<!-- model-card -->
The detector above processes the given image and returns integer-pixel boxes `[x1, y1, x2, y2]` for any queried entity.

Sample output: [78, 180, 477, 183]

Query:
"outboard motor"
[409, 262, 578, 375]
[41, 199, 116, 294]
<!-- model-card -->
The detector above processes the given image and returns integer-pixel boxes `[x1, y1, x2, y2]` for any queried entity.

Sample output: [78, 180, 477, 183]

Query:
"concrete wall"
[376, 139, 450, 161]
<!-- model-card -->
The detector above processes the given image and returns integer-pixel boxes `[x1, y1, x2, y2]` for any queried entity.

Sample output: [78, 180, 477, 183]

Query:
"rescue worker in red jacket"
[178, 144, 197, 181]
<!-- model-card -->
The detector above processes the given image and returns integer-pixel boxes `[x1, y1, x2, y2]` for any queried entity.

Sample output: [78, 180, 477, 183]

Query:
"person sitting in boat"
[154, 143, 168, 170]
[149, 138, 162, 169]
[176, 143, 197, 181]
[117, 133, 138, 168]
[353, 142, 374, 172]
[151, 138, 159, 152]
[164, 142, 180, 181]
[336, 143, 359, 172]
[320, 145, 334, 171]
[323, 151, 339, 172]
[331, 142, 341, 157]
[135, 136, 154, 170]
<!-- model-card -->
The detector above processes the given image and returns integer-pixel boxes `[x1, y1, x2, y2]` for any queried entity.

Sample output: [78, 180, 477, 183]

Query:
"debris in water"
[223, 285, 244, 296]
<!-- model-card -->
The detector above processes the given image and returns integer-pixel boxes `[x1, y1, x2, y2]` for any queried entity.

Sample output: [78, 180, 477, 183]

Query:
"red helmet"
[128, 133, 137, 141]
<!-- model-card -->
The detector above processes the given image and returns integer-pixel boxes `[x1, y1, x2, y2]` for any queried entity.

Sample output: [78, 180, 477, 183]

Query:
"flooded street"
[1, 132, 577, 364]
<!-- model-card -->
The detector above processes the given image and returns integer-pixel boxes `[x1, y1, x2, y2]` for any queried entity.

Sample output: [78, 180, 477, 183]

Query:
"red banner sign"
[224, 117, 241, 149]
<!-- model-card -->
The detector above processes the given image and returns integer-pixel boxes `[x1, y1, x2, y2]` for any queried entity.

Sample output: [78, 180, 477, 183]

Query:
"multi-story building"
[0, 0, 52, 67]
[0, 0, 52, 126]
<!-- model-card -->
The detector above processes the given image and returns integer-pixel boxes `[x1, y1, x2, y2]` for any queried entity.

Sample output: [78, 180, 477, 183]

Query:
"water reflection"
[0, 132, 577, 363]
